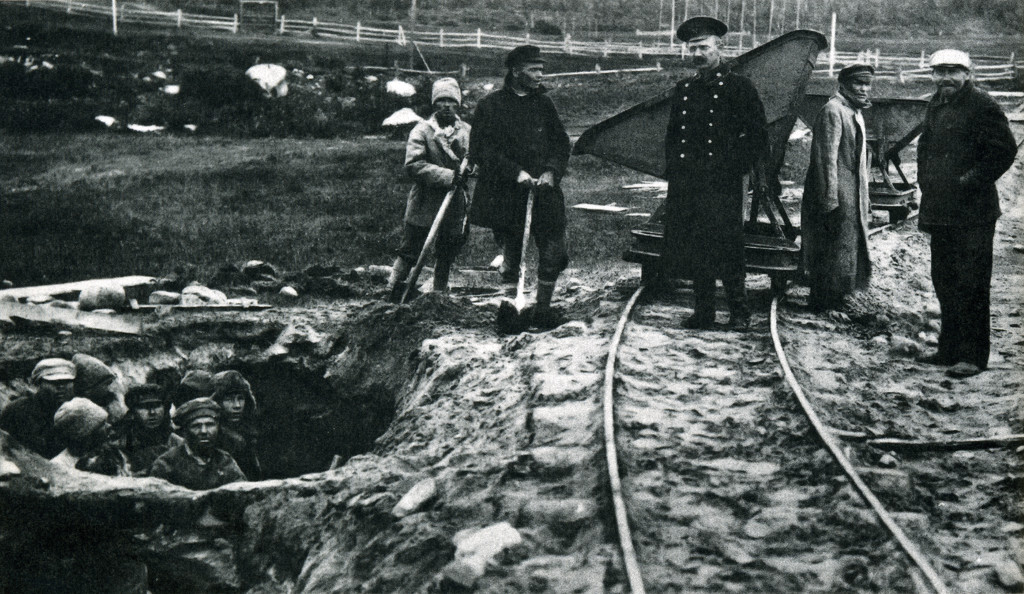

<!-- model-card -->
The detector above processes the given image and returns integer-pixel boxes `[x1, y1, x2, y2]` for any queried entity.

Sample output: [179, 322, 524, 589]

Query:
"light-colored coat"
[404, 114, 470, 231]
[802, 93, 872, 298]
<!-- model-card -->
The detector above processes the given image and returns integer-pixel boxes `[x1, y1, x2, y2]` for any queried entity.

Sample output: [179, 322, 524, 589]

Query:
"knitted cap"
[72, 354, 116, 394]
[173, 397, 221, 426]
[431, 77, 462, 105]
[53, 397, 108, 443]
[31, 358, 76, 383]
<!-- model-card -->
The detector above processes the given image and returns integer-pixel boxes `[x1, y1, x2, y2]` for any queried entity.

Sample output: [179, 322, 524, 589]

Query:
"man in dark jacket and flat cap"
[150, 397, 246, 490]
[469, 44, 572, 326]
[663, 16, 768, 330]
[916, 49, 1017, 378]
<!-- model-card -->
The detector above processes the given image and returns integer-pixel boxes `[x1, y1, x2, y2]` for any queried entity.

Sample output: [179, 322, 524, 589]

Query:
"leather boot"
[723, 273, 750, 331]
[387, 258, 410, 303]
[432, 260, 452, 294]
[532, 280, 562, 328]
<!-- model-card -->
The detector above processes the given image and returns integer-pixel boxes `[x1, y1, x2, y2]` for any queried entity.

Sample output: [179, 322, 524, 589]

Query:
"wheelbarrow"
[799, 94, 929, 224]
[574, 30, 827, 296]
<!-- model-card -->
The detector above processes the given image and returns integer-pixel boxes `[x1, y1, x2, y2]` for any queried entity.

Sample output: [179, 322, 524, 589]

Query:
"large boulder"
[79, 283, 126, 311]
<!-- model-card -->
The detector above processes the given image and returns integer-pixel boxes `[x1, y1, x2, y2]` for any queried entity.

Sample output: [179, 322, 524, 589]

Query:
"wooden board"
[0, 276, 156, 301]
[0, 301, 145, 335]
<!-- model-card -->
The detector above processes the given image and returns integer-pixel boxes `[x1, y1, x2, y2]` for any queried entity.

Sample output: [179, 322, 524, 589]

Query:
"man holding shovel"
[387, 77, 472, 302]
[469, 45, 571, 329]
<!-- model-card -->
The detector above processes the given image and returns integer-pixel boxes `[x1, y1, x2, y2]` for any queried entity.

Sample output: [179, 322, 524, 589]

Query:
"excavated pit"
[0, 296, 507, 593]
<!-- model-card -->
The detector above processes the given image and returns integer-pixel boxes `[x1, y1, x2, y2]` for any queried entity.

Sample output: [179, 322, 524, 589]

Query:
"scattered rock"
[181, 285, 228, 305]
[148, 290, 181, 305]
[392, 477, 437, 518]
[279, 286, 299, 299]
[995, 560, 1024, 589]
[246, 64, 288, 97]
[0, 280, 12, 289]
[78, 283, 126, 311]
[442, 522, 523, 588]
[0, 457, 21, 479]
[243, 260, 278, 278]
[889, 335, 922, 358]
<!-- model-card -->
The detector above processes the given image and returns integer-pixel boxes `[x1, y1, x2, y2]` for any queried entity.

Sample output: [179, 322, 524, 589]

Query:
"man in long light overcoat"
[802, 64, 874, 312]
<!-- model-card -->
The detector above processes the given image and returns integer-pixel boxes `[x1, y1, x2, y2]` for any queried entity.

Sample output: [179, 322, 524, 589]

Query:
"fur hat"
[31, 358, 76, 384]
[53, 397, 108, 443]
[431, 77, 462, 105]
[175, 370, 215, 407]
[212, 370, 257, 416]
[72, 354, 116, 394]
[173, 397, 221, 426]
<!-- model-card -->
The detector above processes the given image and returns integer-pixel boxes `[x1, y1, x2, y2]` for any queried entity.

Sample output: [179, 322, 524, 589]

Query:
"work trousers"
[928, 223, 995, 369]
[499, 228, 568, 283]
[397, 223, 464, 268]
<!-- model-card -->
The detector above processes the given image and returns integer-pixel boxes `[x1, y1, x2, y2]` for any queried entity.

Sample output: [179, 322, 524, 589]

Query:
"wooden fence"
[2, 0, 1020, 82]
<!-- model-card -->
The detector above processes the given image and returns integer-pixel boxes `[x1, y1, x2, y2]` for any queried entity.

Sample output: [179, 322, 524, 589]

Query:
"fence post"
[312, 16, 318, 35]
[279, 14, 285, 34]
[476, 28, 482, 48]
[919, 49, 926, 68]
[828, 12, 836, 77]
[439, 28, 444, 47]
[356, 21, 361, 41]
[874, 49, 880, 68]
[176, 8, 182, 28]
[460, 63, 467, 78]
[66, 0, 71, 14]
[398, 24, 405, 46]
[563, 34, 570, 53]
[233, 13, 238, 34]
[110, 0, 118, 35]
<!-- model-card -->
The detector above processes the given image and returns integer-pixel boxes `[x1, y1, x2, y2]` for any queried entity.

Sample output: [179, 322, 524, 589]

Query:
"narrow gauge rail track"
[601, 212, 954, 593]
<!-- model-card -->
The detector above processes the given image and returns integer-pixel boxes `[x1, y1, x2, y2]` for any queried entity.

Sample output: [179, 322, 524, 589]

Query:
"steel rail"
[602, 285, 646, 594]
[769, 296, 950, 594]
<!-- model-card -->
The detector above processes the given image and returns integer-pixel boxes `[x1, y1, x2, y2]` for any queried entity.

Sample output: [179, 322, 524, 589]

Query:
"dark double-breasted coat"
[663, 62, 768, 277]
[468, 83, 571, 238]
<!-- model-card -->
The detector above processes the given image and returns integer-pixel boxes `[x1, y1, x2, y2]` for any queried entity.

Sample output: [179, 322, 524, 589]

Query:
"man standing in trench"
[469, 45, 571, 327]
[663, 17, 768, 331]
[802, 64, 875, 313]
[916, 49, 1017, 378]
[150, 397, 247, 490]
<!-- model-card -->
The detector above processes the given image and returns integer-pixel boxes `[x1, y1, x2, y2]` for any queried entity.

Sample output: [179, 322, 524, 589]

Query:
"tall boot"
[685, 273, 716, 329]
[532, 279, 561, 328]
[432, 259, 452, 294]
[723, 272, 750, 331]
[387, 257, 410, 303]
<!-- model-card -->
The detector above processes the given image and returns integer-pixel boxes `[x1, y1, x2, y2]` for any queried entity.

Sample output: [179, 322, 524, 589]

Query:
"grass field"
[0, 133, 654, 286]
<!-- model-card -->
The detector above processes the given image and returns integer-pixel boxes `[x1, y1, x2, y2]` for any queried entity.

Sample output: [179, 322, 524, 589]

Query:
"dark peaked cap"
[838, 63, 875, 81]
[505, 45, 545, 68]
[677, 16, 728, 42]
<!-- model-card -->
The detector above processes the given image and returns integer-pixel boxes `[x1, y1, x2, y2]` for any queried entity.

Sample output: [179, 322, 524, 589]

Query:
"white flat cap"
[929, 49, 971, 69]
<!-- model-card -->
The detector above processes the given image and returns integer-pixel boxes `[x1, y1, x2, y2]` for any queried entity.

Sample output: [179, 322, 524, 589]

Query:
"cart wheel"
[770, 274, 789, 298]
[889, 206, 910, 225]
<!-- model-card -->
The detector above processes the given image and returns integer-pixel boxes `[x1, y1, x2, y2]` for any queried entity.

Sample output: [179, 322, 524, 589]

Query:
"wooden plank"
[0, 301, 144, 335]
[0, 276, 156, 301]
[131, 303, 273, 312]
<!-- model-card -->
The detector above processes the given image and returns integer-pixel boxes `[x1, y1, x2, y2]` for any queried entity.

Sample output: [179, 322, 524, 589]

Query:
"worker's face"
[433, 98, 459, 127]
[687, 36, 721, 71]
[513, 62, 544, 91]
[220, 393, 246, 423]
[841, 76, 873, 103]
[135, 402, 166, 430]
[932, 66, 969, 98]
[39, 379, 75, 404]
[185, 416, 219, 452]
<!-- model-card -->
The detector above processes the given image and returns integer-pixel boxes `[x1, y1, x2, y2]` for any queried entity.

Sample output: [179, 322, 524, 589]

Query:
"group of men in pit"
[0, 356, 259, 490]
[389, 16, 1016, 379]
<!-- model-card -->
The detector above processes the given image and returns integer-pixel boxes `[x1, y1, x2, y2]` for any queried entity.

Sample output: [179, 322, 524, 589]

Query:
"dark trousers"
[397, 223, 463, 267]
[929, 224, 995, 369]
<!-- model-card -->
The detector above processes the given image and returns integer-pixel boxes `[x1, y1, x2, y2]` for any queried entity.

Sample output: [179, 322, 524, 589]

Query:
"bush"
[532, 20, 562, 36]
[179, 66, 263, 107]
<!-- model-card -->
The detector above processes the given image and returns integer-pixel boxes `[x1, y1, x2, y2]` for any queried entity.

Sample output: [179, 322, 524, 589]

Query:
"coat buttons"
[708, 122, 713, 127]
[681, 139, 686, 143]
[718, 81, 724, 86]
[682, 110, 687, 114]
[680, 154, 686, 158]
[708, 152, 713, 156]
[707, 139, 712, 143]
[709, 109, 714, 113]
[713, 94, 719, 99]
[684, 96, 689, 101]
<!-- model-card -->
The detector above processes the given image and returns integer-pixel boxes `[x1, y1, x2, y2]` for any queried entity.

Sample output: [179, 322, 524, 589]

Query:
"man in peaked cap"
[915, 49, 1017, 378]
[114, 383, 183, 475]
[72, 353, 128, 422]
[150, 397, 246, 490]
[386, 76, 473, 301]
[802, 64, 876, 313]
[0, 358, 77, 458]
[663, 17, 768, 331]
[469, 44, 572, 328]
